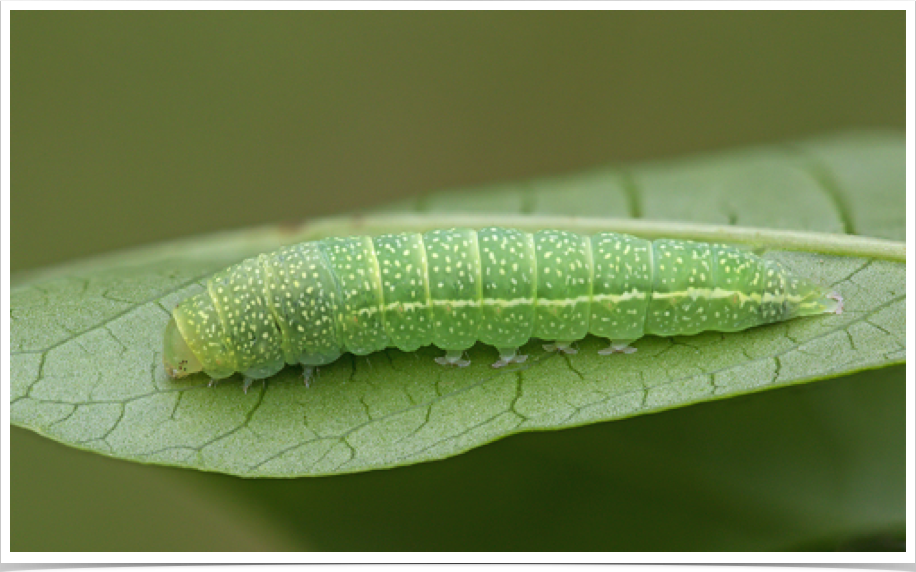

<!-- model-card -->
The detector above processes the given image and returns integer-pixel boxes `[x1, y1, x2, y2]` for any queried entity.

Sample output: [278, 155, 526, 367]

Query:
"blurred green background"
[11, 11, 905, 551]
[13, 10, 904, 272]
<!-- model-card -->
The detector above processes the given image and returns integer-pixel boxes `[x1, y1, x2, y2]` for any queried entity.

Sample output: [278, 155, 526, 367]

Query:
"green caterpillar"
[164, 227, 842, 388]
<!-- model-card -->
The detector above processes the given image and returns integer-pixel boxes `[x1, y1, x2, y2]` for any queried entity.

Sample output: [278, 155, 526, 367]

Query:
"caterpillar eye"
[163, 317, 203, 379]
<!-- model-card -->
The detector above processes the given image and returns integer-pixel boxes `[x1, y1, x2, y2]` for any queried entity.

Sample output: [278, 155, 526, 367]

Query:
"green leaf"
[203, 364, 906, 551]
[10, 131, 905, 477]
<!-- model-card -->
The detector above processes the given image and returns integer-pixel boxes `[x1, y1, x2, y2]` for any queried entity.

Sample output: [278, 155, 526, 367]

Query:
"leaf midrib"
[297, 215, 906, 261]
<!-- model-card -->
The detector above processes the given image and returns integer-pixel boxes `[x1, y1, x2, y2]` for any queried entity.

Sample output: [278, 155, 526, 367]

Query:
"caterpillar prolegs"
[163, 227, 843, 388]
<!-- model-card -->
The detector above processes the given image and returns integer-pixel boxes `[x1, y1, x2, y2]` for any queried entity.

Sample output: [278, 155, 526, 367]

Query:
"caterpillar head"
[163, 316, 203, 379]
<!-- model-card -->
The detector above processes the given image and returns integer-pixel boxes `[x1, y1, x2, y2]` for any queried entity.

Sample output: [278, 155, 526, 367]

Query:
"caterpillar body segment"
[163, 227, 842, 383]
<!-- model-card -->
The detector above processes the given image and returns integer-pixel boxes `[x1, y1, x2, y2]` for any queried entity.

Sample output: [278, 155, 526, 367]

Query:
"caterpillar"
[163, 227, 843, 389]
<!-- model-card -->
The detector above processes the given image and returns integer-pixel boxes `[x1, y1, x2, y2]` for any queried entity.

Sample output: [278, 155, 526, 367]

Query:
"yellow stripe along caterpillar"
[163, 227, 843, 388]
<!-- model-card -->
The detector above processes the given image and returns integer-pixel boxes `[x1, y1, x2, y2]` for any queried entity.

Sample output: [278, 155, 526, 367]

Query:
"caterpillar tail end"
[827, 291, 844, 315]
[793, 289, 844, 318]
[787, 274, 845, 318]
[808, 290, 844, 316]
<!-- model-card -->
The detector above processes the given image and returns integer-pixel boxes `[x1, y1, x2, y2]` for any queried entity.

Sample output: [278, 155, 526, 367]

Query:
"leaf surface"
[10, 131, 905, 477]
